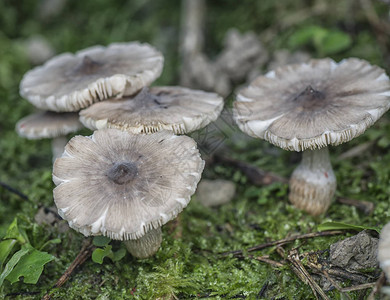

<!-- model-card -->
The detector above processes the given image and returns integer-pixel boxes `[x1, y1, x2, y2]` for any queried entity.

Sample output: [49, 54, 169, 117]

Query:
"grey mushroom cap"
[52, 129, 204, 240]
[79, 86, 224, 134]
[234, 58, 390, 151]
[16, 111, 83, 139]
[20, 42, 164, 112]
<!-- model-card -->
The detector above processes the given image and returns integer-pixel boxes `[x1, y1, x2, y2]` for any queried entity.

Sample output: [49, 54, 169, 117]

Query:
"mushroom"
[52, 129, 204, 258]
[379, 222, 390, 280]
[79, 86, 224, 134]
[20, 42, 164, 112]
[16, 111, 83, 161]
[234, 58, 390, 215]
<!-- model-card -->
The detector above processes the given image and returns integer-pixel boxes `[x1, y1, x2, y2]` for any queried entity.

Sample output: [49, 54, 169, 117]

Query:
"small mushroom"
[16, 111, 83, 161]
[52, 129, 204, 258]
[379, 222, 390, 280]
[20, 42, 164, 112]
[234, 58, 390, 215]
[79, 86, 224, 134]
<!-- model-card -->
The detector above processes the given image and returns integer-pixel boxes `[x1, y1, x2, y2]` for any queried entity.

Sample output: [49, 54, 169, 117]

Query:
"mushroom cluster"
[16, 42, 164, 161]
[17, 41, 224, 258]
[234, 58, 390, 215]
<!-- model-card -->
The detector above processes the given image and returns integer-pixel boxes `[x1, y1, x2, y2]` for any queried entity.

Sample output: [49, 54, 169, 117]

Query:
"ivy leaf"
[92, 245, 127, 264]
[318, 221, 380, 233]
[92, 245, 112, 264]
[288, 25, 326, 49]
[92, 236, 111, 247]
[112, 248, 126, 262]
[319, 30, 352, 55]
[0, 239, 17, 269]
[5, 246, 55, 284]
[0, 248, 29, 287]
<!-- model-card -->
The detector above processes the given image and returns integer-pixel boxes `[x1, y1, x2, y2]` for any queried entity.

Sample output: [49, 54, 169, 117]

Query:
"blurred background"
[1, 0, 390, 298]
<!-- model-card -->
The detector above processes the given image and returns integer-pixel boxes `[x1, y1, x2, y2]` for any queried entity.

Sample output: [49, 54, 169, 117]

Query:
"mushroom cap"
[52, 129, 204, 240]
[20, 42, 164, 112]
[16, 111, 83, 139]
[79, 86, 224, 134]
[234, 58, 390, 151]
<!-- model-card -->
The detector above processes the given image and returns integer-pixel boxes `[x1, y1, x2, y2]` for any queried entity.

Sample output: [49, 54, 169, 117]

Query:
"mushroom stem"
[289, 147, 336, 216]
[124, 227, 162, 259]
[52, 136, 68, 162]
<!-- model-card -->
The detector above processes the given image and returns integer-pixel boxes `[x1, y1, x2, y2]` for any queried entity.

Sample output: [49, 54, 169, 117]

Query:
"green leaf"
[319, 30, 352, 55]
[3, 218, 27, 245]
[5, 247, 55, 284]
[39, 238, 61, 251]
[92, 245, 112, 264]
[0, 248, 29, 287]
[288, 25, 326, 49]
[93, 236, 111, 247]
[318, 221, 380, 233]
[0, 239, 17, 269]
[112, 248, 126, 262]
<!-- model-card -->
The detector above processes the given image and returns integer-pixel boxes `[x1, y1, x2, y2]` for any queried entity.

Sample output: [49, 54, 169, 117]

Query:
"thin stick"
[367, 272, 386, 300]
[213, 156, 372, 213]
[287, 249, 330, 300]
[336, 197, 374, 215]
[42, 240, 95, 300]
[310, 267, 371, 285]
[0, 180, 30, 201]
[220, 230, 344, 257]
[340, 282, 376, 293]
[322, 270, 352, 300]
[247, 254, 285, 268]
[214, 154, 288, 185]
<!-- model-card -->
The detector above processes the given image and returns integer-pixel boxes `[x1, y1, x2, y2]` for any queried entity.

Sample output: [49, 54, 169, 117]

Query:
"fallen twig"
[257, 281, 269, 298]
[336, 197, 374, 215]
[220, 230, 344, 257]
[213, 155, 373, 214]
[213, 154, 288, 185]
[286, 249, 330, 300]
[337, 140, 375, 160]
[42, 239, 96, 300]
[245, 254, 285, 268]
[321, 270, 352, 300]
[340, 282, 376, 293]
[310, 267, 372, 285]
[367, 271, 386, 300]
[0, 180, 30, 201]
[302, 251, 374, 284]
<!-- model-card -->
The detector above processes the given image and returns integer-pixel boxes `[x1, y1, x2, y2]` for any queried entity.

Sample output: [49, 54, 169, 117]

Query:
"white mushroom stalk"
[379, 222, 390, 280]
[53, 129, 204, 258]
[234, 58, 390, 215]
[124, 227, 162, 259]
[51, 136, 68, 162]
[289, 147, 336, 216]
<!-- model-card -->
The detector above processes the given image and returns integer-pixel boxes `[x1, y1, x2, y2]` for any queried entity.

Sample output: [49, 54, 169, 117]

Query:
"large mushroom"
[16, 111, 83, 161]
[234, 58, 390, 215]
[20, 42, 164, 112]
[52, 129, 204, 258]
[79, 86, 224, 134]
